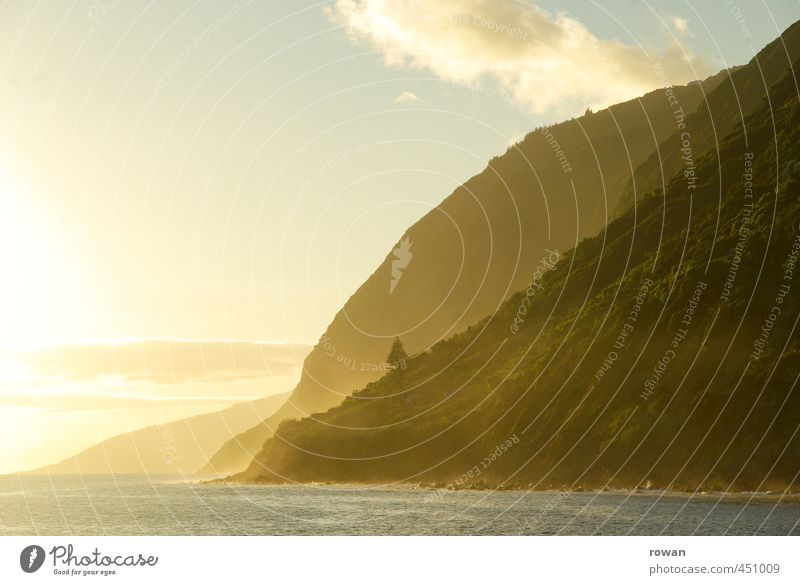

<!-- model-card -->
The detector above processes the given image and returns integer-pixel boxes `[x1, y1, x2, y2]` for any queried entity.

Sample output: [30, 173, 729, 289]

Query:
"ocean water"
[1, 475, 797, 536]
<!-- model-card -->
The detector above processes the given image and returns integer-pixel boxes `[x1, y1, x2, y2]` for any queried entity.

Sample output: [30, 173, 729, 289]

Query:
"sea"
[1, 475, 797, 535]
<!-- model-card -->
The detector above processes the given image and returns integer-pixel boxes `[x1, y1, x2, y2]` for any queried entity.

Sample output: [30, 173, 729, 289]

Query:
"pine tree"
[386, 337, 408, 371]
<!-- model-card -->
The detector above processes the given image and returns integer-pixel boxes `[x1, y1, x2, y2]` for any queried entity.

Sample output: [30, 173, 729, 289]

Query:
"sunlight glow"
[0, 163, 91, 347]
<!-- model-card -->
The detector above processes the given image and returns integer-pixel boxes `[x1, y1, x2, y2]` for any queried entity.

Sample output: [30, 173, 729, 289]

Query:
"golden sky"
[0, 340, 310, 473]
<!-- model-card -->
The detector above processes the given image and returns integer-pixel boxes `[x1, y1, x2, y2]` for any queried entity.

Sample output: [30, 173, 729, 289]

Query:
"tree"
[386, 337, 408, 371]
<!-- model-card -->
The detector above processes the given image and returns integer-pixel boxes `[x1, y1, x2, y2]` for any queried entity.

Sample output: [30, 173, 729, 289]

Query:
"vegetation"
[235, 59, 800, 493]
[208, 47, 732, 473]
[386, 337, 408, 370]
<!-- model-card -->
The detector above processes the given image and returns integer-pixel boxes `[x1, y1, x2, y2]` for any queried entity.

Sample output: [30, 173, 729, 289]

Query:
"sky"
[0, 340, 310, 473]
[2, 0, 799, 347]
[1, 0, 799, 471]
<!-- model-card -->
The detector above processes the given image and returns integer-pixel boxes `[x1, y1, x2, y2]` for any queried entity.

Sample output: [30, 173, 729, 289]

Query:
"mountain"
[211, 20, 800, 475]
[614, 19, 800, 215]
[205, 67, 731, 475]
[25, 392, 289, 475]
[200, 411, 282, 474]
[231, 50, 800, 492]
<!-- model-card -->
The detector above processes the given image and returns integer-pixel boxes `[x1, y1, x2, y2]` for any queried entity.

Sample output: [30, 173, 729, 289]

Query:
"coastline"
[207, 477, 800, 503]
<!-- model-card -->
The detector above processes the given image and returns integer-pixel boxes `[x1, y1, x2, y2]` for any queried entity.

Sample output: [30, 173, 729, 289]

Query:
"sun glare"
[0, 163, 90, 347]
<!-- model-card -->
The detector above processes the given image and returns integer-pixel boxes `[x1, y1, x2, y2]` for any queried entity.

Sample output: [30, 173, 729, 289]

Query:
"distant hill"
[232, 42, 800, 491]
[205, 63, 730, 475]
[200, 411, 282, 474]
[25, 392, 288, 476]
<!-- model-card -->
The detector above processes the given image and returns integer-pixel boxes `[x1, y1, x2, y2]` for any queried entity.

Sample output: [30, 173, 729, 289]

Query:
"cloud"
[7, 340, 312, 385]
[394, 90, 423, 103]
[670, 15, 694, 38]
[0, 392, 243, 411]
[327, 0, 714, 114]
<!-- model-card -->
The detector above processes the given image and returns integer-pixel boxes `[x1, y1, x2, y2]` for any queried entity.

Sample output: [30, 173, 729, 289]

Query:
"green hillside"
[233, 57, 800, 493]
[209, 21, 800, 477]
[205, 63, 728, 475]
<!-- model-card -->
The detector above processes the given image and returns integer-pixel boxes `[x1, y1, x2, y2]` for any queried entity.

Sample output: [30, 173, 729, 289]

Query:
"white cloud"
[327, 0, 714, 115]
[394, 90, 423, 103]
[4, 340, 312, 385]
[506, 131, 526, 147]
[671, 15, 695, 38]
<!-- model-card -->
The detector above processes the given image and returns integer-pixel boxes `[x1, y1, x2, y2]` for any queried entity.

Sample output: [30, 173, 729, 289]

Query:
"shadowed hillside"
[233, 52, 800, 492]
[209, 21, 800, 476]
[614, 20, 800, 215]
[205, 70, 730, 475]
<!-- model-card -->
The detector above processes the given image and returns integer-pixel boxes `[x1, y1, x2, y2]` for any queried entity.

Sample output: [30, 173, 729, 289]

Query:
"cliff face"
[614, 20, 800, 215]
[211, 21, 800, 478]
[205, 78, 728, 475]
[233, 52, 800, 492]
